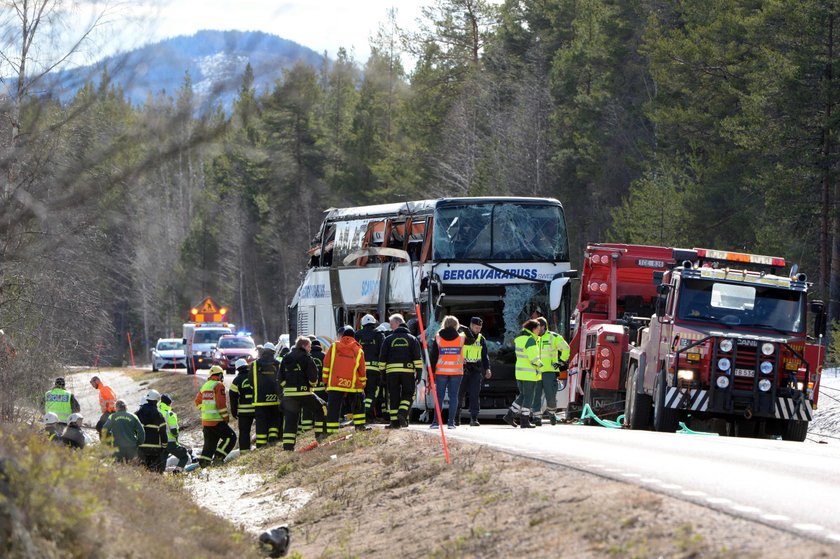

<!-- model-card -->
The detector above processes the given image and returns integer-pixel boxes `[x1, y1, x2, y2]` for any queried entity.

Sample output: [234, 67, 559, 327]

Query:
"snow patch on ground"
[811, 369, 840, 441]
[67, 370, 161, 427]
[184, 465, 311, 535]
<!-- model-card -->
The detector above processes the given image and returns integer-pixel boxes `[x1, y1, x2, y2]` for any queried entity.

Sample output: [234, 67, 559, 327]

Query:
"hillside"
[47, 30, 324, 110]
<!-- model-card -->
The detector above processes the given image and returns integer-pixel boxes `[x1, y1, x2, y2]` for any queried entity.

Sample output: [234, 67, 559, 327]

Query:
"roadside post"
[127, 332, 135, 368]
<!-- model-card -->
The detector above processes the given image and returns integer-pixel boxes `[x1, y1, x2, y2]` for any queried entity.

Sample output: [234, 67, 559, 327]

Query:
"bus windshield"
[678, 279, 805, 333]
[433, 203, 568, 261]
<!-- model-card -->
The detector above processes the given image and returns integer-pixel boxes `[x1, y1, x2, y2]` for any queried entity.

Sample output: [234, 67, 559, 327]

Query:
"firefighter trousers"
[139, 447, 165, 473]
[254, 405, 282, 447]
[364, 370, 383, 421]
[325, 391, 364, 434]
[237, 412, 255, 451]
[282, 394, 326, 450]
[387, 372, 415, 425]
[199, 422, 237, 468]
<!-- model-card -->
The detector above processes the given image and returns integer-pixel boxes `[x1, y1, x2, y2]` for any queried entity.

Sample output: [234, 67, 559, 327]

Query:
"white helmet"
[263, 342, 276, 352]
[361, 314, 376, 326]
[145, 389, 161, 402]
[44, 412, 59, 425]
[68, 413, 83, 426]
[234, 358, 248, 369]
[376, 322, 391, 332]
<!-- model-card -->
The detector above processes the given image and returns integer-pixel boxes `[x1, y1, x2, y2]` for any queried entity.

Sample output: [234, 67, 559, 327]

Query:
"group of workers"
[41, 311, 570, 470]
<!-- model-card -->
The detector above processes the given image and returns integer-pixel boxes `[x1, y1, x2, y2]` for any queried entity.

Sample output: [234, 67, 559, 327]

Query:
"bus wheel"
[653, 371, 679, 433]
[625, 365, 651, 430]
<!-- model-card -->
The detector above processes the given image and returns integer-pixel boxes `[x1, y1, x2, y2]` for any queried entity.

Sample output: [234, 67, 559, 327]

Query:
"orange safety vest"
[98, 384, 117, 413]
[435, 333, 465, 376]
[323, 337, 366, 393]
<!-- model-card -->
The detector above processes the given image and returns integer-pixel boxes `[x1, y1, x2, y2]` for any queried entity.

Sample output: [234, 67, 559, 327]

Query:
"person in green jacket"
[503, 319, 543, 429]
[531, 316, 571, 425]
[102, 399, 145, 462]
[158, 393, 190, 472]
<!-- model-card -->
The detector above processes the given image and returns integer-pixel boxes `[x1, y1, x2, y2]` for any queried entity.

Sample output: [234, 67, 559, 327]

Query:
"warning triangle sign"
[198, 297, 218, 314]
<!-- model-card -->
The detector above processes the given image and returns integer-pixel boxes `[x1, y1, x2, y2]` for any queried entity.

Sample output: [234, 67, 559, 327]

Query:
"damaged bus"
[289, 197, 575, 419]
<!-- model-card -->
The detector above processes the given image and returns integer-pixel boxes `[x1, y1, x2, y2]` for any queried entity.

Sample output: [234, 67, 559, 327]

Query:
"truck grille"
[732, 342, 758, 390]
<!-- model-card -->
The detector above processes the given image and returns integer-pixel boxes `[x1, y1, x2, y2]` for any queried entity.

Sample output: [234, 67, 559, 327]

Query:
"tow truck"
[567, 244, 825, 441]
[182, 297, 235, 375]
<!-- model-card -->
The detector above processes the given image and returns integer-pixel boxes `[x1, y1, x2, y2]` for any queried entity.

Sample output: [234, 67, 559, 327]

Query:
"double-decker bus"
[288, 197, 575, 418]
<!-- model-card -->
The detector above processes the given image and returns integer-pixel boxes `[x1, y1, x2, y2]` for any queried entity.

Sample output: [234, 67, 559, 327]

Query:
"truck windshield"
[678, 279, 805, 333]
[193, 329, 229, 344]
[433, 203, 568, 261]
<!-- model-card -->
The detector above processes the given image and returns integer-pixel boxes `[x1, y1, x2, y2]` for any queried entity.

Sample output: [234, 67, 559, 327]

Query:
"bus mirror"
[549, 278, 569, 311]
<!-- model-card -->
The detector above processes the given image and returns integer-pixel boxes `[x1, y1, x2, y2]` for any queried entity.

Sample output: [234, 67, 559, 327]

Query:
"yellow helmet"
[208, 365, 224, 376]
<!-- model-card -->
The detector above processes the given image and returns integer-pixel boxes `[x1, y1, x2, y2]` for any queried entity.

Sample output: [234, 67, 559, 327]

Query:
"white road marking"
[681, 490, 706, 497]
[793, 524, 824, 532]
[731, 505, 761, 513]
[706, 497, 731, 505]
[640, 478, 661, 483]
[659, 483, 682, 490]
[761, 514, 791, 522]
[621, 473, 642, 478]
[826, 534, 840, 542]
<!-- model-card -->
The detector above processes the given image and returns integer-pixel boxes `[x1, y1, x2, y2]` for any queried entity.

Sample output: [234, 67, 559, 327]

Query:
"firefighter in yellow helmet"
[194, 366, 237, 467]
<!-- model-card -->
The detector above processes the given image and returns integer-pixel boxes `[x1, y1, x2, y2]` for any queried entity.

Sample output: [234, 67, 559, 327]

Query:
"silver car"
[152, 338, 187, 371]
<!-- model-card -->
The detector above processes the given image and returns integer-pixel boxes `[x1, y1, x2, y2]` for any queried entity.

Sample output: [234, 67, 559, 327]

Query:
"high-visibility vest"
[45, 388, 73, 423]
[435, 333, 465, 376]
[98, 384, 117, 413]
[514, 330, 542, 382]
[199, 380, 224, 422]
[539, 331, 571, 373]
[462, 333, 484, 363]
[324, 342, 365, 392]
[158, 402, 179, 443]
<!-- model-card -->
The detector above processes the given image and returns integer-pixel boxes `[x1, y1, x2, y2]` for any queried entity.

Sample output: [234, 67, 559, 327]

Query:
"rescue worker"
[456, 317, 491, 427]
[279, 336, 327, 450]
[230, 358, 255, 452]
[355, 313, 385, 424]
[252, 343, 282, 448]
[158, 393, 189, 472]
[60, 413, 86, 449]
[304, 338, 327, 434]
[379, 314, 423, 429]
[103, 399, 145, 462]
[532, 316, 571, 425]
[429, 316, 465, 429]
[43, 412, 62, 442]
[90, 375, 117, 439]
[44, 377, 80, 427]
[323, 326, 367, 434]
[136, 389, 168, 472]
[503, 319, 543, 428]
[195, 365, 237, 467]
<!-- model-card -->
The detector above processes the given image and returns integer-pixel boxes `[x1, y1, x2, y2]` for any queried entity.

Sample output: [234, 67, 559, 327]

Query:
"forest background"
[3, 0, 840, 416]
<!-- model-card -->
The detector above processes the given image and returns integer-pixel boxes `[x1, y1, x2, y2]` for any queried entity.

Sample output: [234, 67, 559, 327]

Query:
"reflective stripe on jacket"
[323, 337, 366, 392]
[45, 388, 73, 423]
[435, 333, 465, 376]
[157, 402, 179, 443]
[462, 333, 484, 363]
[98, 384, 117, 413]
[515, 330, 543, 382]
[539, 331, 571, 373]
[195, 379, 229, 425]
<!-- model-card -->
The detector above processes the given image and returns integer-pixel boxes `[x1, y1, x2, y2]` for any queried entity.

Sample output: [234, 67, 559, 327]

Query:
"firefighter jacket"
[44, 388, 80, 424]
[355, 324, 385, 372]
[230, 367, 255, 417]
[252, 350, 280, 407]
[136, 401, 167, 450]
[430, 327, 465, 376]
[60, 425, 86, 449]
[195, 376, 230, 426]
[310, 344, 326, 390]
[103, 411, 145, 449]
[538, 331, 571, 373]
[514, 329, 543, 382]
[379, 325, 423, 377]
[461, 328, 489, 374]
[157, 401, 180, 443]
[323, 336, 366, 393]
[278, 347, 320, 396]
[96, 384, 117, 413]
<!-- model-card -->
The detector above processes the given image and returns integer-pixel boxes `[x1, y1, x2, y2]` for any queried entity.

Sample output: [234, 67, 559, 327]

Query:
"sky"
[95, 0, 431, 64]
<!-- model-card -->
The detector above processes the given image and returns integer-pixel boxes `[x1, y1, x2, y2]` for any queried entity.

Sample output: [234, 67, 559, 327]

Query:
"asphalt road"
[414, 421, 840, 545]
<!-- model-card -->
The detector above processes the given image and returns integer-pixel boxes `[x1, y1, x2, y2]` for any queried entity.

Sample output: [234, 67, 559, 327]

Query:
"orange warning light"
[191, 308, 198, 315]
[220, 307, 228, 315]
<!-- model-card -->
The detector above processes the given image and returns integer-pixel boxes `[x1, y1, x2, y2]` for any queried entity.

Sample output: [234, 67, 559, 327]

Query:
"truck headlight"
[716, 375, 730, 389]
[758, 379, 772, 392]
[718, 358, 731, 371]
[760, 361, 773, 375]
[719, 339, 733, 352]
[796, 382, 804, 391]
[677, 369, 695, 381]
[761, 342, 774, 356]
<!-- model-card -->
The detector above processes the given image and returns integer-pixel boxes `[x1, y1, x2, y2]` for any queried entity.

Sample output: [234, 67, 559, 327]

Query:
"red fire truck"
[567, 244, 826, 441]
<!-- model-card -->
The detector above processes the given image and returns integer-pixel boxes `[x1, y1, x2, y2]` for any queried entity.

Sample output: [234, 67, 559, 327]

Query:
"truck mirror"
[652, 271, 664, 286]
[811, 300, 827, 338]
[655, 295, 666, 318]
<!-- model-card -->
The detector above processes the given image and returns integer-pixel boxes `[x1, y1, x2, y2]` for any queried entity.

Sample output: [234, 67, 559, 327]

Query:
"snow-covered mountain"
[46, 30, 324, 111]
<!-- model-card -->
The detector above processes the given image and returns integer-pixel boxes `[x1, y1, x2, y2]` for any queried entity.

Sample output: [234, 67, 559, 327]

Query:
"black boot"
[520, 415, 535, 428]
[532, 416, 542, 427]
[398, 410, 409, 428]
[385, 421, 400, 429]
[503, 410, 519, 428]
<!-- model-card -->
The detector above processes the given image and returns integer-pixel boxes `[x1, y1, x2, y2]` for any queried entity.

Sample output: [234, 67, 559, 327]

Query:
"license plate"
[733, 368, 755, 377]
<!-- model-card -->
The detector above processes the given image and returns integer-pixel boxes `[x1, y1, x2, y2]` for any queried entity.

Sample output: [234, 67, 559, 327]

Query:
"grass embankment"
[0, 425, 257, 559]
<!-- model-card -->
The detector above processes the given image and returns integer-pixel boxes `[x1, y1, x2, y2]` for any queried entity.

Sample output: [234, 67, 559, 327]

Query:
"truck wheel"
[781, 419, 808, 442]
[625, 365, 651, 430]
[653, 371, 679, 433]
[582, 372, 593, 425]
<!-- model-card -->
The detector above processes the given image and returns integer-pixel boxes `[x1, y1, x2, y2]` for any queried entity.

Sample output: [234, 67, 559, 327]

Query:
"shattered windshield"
[678, 279, 805, 333]
[433, 203, 568, 261]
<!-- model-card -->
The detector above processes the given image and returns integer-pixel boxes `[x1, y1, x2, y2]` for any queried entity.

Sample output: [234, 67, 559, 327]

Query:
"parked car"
[152, 338, 187, 371]
[213, 334, 258, 374]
